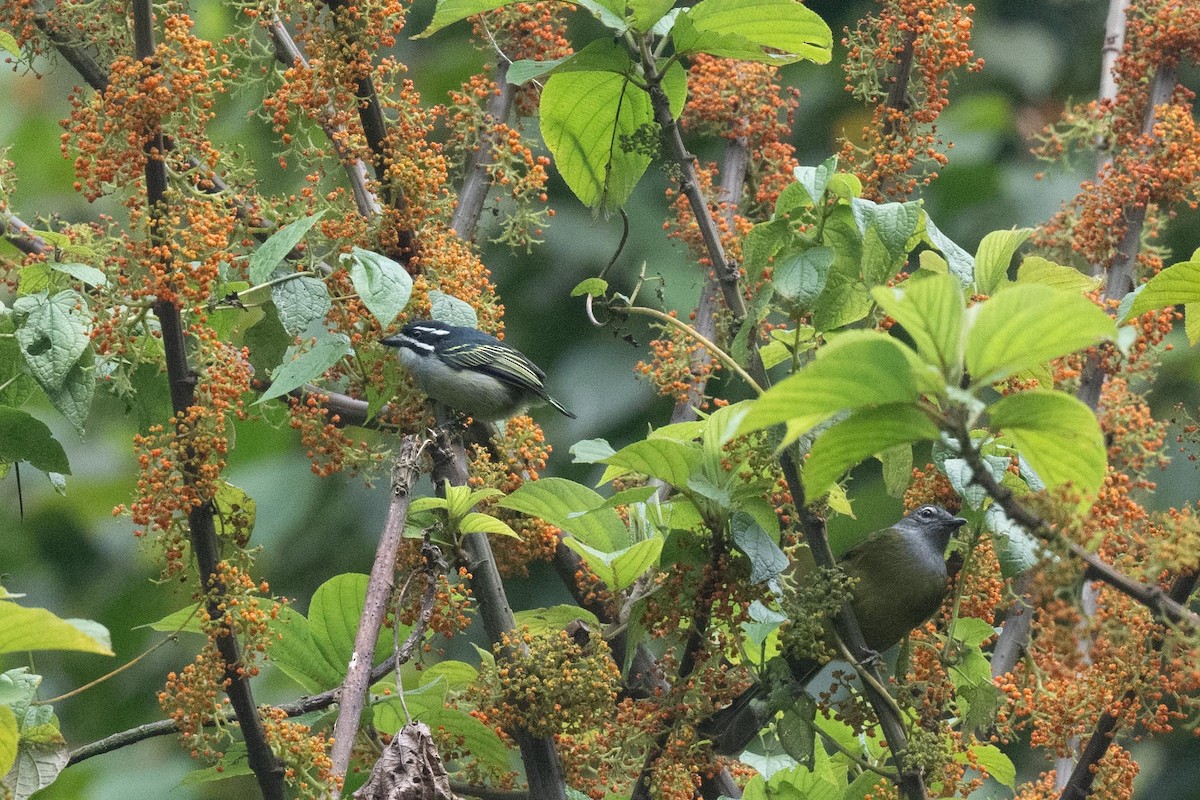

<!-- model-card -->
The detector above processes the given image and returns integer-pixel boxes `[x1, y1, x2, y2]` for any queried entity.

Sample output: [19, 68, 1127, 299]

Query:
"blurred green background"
[3, 0, 1199, 796]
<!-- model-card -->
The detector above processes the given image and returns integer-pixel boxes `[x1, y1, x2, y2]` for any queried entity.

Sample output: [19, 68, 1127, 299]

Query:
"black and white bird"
[380, 320, 575, 420]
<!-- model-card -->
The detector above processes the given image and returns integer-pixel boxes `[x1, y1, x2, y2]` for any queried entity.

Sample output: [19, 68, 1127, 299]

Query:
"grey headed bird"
[380, 320, 575, 421]
[705, 504, 967, 755]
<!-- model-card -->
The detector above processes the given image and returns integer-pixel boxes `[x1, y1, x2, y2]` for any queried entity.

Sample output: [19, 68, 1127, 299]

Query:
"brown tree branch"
[1, 211, 50, 256]
[131, 1, 284, 797]
[450, 60, 518, 241]
[329, 436, 424, 779]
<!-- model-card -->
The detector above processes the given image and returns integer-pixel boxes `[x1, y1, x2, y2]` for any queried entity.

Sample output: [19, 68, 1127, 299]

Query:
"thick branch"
[429, 431, 568, 800]
[329, 437, 423, 779]
[131, 1, 284, 797]
[1, 211, 50, 256]
[450, 60, 518, 241]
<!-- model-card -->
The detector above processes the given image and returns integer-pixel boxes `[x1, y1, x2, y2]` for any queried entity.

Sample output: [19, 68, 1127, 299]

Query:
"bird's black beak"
[951, 517, 968, 530]
[379, 335, 403, 348]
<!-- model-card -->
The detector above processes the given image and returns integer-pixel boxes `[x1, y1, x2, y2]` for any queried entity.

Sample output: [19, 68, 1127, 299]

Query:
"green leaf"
[540, 66, 653, 211]
[46, 351, 94, 435]
[803, 404, 939, 500]
[267, 606, 345, 693]
[12, 290, 90, 392]
[570, 438, 617, 463]
[877, 444, 913, 499]
[342, 247, 413, 329]
[851, 199, 922, 285]
[1127, 259, 1200, 320]
[415, 0, 517, 36]
[571, 278, 609, 298]
[499, 477, 629, 550]
[736, 332, 923, 438]
[773, 246, 833, 309]
[920, 212, 974, 284]
[964, 743, 1015, 788]
[627, 0, 675, 32]
[1187, 303, 1200, 345]
[1015, 256, 1100, 295]
[49, 263, 106, 287]
[214, 481, 257, 543]
[662, 59, 689, 120]
[989, 390, 1105, 499]
[0, 30, 20, 58]
[247, 211, 325, 284]
[0, 408, 70, 474]
[730, 512, 788, 584]
[563, 536, 663, 590]
[272, 274, 331, 337]
[460, 512, 520, 537]
[257, 330, 352, 403]
[950, 617, 996, 648]
[610, 536, 665, 590]
[965, 284, 1114, 387]
[984, 504, 1040, 578]
[145, 604, 204, 635]
[599, 438, 702, 487]
[572, 0, 627, 29]
[418, 660, 478, 692]
[514, 605, 601, 636]
[973, 228, 1031, 296]
[373, 698, 512, 771]
[672, 0, 833, 65]
[308, 574, 397, 675]
[506, 55, 575, 85]
[791, 157, 837, 205]
[871, 273, 965, 378]
[427, 290, 478, 329]
[0, 705, 17, 777]
[0, 602, 113, 656]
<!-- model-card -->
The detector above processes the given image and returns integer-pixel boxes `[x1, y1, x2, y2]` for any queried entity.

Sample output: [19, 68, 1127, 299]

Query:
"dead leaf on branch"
[353, 721, 461, 800]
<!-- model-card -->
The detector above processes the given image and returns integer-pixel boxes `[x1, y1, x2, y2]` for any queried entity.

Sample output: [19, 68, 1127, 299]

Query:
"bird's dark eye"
[918, 506, 935, 519]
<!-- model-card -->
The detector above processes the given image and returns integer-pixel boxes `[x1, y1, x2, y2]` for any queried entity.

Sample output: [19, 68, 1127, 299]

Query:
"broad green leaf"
[247, 211, 325, 284]
[973, 228, 1031, 296]
[773, 246, 833, 309]
[342, 247, 413, 329]
[569, 438, 617, 463]
[0, 408, 70, 474]
[1126, 259, 1200, 320]
[742, 600, 787, 649]
[0, 705, 16, 777]
[499, 477, 629, 550]
[0, 30, 19, 57]
[610, 536, 665, 590]
[506, 55, 575, 85]
[145, 604, 204, 634]
[850, 199, 922, 286]
[984, 504, 1040, 578]
[950, 647, 1003, 734]
[877, 443, 913, 499]
[0, 314, 35, 409]
[7, 707, 68, 800]
[965, 284, 1114, 387]
[267, 606, 345, 693]
[627, 0, 675, 32]
[540, 67, 653, 211]
[731, 512, 788, 584]
[272, 274, 331, 336]
[791, 157, 837, 205]
[599, 438, 702, 487]
[950, 616, 997, 648]
[180, 753, 254, 786]
[214, 481, 256, 544]
[661, 59, 689, 120]
[1188, 303, 1200, 345]
[920, 212, 974, 284]
[416, 0, 519, 36]
[570, 278, 609, 298]
[737, 332, 922, 438]
[46, 352, 94, 435]
[460, 512, 520, 537]
[16, 263, 60, 295]
[418, 660, 478, 691]
[428, 290, 479, 328]
[989, 390, 1105, 499]
[257, 330, 352, 403]
[12, 290, 89, 392]
[1015, 256, 1100, 294]
[965, 743, 1016, 788]
[373, 698, 511, 771]
[563, 536, 663, 590]
[514, 605, 601, 636]
[308, 573, 396, 679]
[776, 695, 817, 768]
[871, 273, 965, 378]
[672, 0, 833, 65]
[49, 263, 106, 287]
[803, 404, 939, 499]
[0, 602, 112, 656]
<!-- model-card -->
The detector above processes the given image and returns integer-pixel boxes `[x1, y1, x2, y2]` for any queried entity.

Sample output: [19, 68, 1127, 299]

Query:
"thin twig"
[329, 436, 424, 779]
